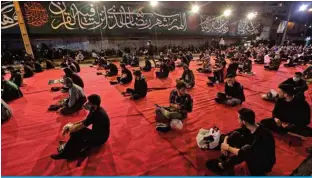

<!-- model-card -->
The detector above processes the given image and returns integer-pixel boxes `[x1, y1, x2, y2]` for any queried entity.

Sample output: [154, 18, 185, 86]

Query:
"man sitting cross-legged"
[155, 82, 193, 132]
[1, 72, 23, 103]
[110, 63, 133, 85]
[141, 57, 152, 72]
[155, 60, 170, 79]
[261, 72, 308, 102]
[260, 84, 311, 137]
[105, 61, 118, 77]
[59, 78, 87, 116]
[122, 70, 148, 100]
[215, 74, 245, 106]
[177, 64, 195, 89]
[206, 108, 276, 176]
[7, 67, 23, 87]
[51, 94, 110, 160]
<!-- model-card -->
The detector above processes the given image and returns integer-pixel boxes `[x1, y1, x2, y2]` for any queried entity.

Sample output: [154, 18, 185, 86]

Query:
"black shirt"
[273, 97, 311, 127]
[160, 63, 169, 77]
[67, 73, 84, 89]
[227, 62, 239, 76]
[82, 107, 110, 144]
[281, 78, 308, 97]
[109, 63, 118, 74]
[238, 126, 276, 175]
[122, 68, 133, 82]
[134, 77, 148, 97]
[225, 81, 245, 102]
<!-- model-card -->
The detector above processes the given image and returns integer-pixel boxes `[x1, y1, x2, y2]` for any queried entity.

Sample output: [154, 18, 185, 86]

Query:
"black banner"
[1, 1, 261, 37]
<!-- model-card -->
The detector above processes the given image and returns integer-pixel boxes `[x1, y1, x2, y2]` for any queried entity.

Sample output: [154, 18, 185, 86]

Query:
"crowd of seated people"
[2, 40, 312, 176]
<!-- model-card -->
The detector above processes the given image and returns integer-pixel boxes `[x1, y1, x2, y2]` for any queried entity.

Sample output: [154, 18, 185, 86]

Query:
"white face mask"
[293, 77, 300, 82]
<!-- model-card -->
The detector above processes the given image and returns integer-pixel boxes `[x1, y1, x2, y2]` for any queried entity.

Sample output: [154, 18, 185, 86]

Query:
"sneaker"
[156, 125, 171, 132]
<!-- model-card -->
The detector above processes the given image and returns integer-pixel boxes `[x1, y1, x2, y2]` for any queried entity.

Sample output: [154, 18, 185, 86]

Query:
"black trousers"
[206, 131, 246, 175]
[260, 118, 311, 136]
[60, 97, 87, 116]
[106, 71, 118, 77]
[126, 88, 144, 100]
[156, 72, 168, 79]
[117, 77, 131, 84]
[61, 128, 106, 159]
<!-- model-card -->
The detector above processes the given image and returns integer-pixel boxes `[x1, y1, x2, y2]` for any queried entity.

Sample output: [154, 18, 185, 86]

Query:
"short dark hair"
[133, 70, 142, 77]
[278, 84, 294, 96]
[176, 81, 186, 89]
[295, 72, 303, 77]
[88, 94, 101, 107]
[63, 67, 73, 75]
[238, 108, 255, 125]
[63, 77, 73, 85]
[226, 73, 235, 79]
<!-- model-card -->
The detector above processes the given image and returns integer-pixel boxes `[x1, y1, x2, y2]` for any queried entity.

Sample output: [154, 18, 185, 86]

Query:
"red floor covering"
[2, 60, 312, 175]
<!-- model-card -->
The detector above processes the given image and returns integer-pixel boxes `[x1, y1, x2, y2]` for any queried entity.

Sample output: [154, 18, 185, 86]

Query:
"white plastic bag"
[170, 119, 183, 130]
[196, 128, 221, 149]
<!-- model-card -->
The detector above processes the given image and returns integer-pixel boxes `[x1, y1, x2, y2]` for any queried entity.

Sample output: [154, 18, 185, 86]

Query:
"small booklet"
[48, 79, 63, 85]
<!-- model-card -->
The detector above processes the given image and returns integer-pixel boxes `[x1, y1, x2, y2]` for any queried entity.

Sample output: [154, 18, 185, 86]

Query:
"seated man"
[166, 55, 176, 71]
[207, 58, 227, 86]
[254, 53, 264, 64]
[238, 58, 253, 75]
[51, 94, 110, 160]
[226, 58, 239, 77]
[197, 55, 212, 73]
[215, 74, 245, 106]
[110, 63, 133, 85]
[262, 72, 308, 101]
[156, 61, 169, 79]
[130, 54, 139, 67]
[207, 108, 276, 176]
[1, 74, 23, 102]
[23, 64, 34, 78]
[264, 57, 281, 71]
[141, 57, 152, 72]
[7, 67, 23, 87]
[45, 59, 55, 69]
[98, 57, 108, 69]
[303, 64, 312, 84]
[105, 61, 118, 77]
[155, 82, 193, 132]
[63, 68, 84, 89]
[75, 51, 84, 63]
[34, 61, 44, 73]
[178, 64, 195, 89]
[59, 78, 87, 116]
[121, 53, 131, 65]
[260, 84, 311, 136]
[123, 70, 148, 100]
[2, 99, 13, 123]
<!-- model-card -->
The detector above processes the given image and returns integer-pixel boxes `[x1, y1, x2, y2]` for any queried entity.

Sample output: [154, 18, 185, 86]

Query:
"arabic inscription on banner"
[1, 1, 18, 29]
[49, 1, 187, 31]
[200, 15, 229, 34]
[237, 19, 260, 35]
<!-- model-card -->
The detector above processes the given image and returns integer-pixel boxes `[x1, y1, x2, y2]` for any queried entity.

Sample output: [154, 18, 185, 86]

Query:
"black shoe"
[110, 81, 118, 85]
[51, 153, 66, 160]
[156, 124, 171, 132]
[215, 98, 224, 104]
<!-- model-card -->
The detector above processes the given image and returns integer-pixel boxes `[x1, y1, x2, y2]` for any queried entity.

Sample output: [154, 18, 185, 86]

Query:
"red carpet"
[2, 60, 312, 175]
